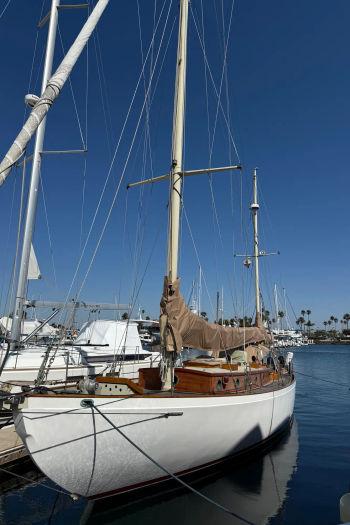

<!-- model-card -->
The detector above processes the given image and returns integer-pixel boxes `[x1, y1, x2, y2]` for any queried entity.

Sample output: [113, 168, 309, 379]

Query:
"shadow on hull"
[81, 416, 297, 525]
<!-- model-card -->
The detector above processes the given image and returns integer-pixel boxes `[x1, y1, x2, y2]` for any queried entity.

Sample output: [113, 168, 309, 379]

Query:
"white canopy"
[0, 316, 58, 338]
[75, 320, 151, 356]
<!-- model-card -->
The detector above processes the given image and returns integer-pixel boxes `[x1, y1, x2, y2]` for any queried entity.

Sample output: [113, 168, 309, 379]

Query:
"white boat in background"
[4, 0, 296, 501]
[0, 316, 59, 341]
[0, 319, 159, 385]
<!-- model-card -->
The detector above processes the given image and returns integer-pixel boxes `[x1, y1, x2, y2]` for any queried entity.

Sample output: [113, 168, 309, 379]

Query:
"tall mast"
[197, 266, 202, 316]
[10, 0, 60, 348]
[283, 287, 288, 330]
[216, 290, 219, 323]
[221, 285, 224, 322]
[167, 0, 189, 282]
[274, 283, 279, 330]
[251, 168, 261, 326]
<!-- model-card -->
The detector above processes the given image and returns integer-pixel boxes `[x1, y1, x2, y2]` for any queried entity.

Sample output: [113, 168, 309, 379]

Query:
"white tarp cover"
[0, 316, 58, 338]
[75, 320, 150, 355]
[28, 244, 41, 280]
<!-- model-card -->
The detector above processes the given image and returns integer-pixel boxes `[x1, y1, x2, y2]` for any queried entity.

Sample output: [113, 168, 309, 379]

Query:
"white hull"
[0, 351, 158, 384]
[1, 318, 160, 385]
[14, 380, 295, 498]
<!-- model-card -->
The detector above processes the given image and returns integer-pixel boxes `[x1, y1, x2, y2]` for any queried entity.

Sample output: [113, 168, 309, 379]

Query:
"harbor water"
[0, 345, 349, 525]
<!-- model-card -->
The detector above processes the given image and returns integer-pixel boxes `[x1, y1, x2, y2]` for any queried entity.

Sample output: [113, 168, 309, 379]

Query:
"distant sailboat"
[3, 0, 294, 500]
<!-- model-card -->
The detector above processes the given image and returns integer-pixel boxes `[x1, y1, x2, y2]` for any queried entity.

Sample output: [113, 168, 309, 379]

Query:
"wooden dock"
[0, 425, 27, 466]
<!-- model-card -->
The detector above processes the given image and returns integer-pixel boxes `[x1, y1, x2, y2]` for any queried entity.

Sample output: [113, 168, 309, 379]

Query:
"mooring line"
[87, 401, 256, 525]
[294, 369, 350, 389]
[0, 465, 75, 498]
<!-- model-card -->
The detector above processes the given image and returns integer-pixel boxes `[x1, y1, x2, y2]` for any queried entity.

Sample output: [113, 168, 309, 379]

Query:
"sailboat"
[3, 0, 294, 500]
[0, 0, 158, 387]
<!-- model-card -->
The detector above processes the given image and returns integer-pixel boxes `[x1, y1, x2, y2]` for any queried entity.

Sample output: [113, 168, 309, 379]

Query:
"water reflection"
[0, 421, 298, 525]
[80, 422, 298, 525]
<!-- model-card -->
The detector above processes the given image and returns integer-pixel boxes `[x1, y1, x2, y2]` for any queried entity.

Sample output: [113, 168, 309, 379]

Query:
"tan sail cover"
[160, 277, 269, 354]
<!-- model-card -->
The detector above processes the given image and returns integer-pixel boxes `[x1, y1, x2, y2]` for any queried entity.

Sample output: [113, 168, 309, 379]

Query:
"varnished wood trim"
[96, 376, 144, 394]
[28, 377, 294, 399]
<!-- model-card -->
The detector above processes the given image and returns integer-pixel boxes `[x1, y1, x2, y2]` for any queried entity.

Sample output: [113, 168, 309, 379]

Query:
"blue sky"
[0, 0, 349, 327]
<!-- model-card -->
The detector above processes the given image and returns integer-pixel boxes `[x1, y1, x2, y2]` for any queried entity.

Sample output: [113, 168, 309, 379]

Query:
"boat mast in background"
[274, 283, 280, 330]
[10, 0, 60, 350]
[197, 266, 202, 316]
[251, 168, 261, 326]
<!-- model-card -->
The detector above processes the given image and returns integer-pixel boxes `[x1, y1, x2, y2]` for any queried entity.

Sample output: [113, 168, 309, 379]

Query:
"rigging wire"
[198, 0, 219, 299]
[129, 0, 157, 315]
[57, 0, 172, 327]
[0, 465, 73, 497]
[79, 3, 90, 251]
[72, 0, 174, 304]
[182, 204, 217, 320]
[22, 0, 47, 123]
[0, 0, 11, 20]
[39, 172, 58, 288]
[0, 175, 17, 314]
[0, 0, 46, 316]
[190, 2, 240, 162]
[191, 1, 240, 318]
[91, 403, 256, 525]
[94, 21, 116, 156]
[127, 0, 176, 320]
[57, 23, 86, 150]
[92, 26, 113, 158]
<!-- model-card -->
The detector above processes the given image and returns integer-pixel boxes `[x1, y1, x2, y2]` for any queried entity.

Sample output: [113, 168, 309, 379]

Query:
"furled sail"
[0, 0, 109, 186]
[160, 277, 269, 354]
[28, 244, 41, 280]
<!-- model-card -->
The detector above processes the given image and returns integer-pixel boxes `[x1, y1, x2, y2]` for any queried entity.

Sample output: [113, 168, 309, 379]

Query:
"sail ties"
[160, 277, 269, 355]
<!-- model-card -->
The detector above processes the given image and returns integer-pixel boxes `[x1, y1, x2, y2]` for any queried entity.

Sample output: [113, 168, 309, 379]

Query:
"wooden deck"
[0, 425, 27, 466]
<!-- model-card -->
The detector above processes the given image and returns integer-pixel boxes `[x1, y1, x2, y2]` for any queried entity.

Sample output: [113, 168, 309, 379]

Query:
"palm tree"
[296, 317, 305, 331]
[327, 320, 332, 329]
[323, 320, 328, 331]
[343, 313, 350, 329]
[305, 320, 314, 336]
[306, 309, 311, 322]
[262, 309, 270, 323]
[277, 310, 285, 330]
[334, 317, 338, 332]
